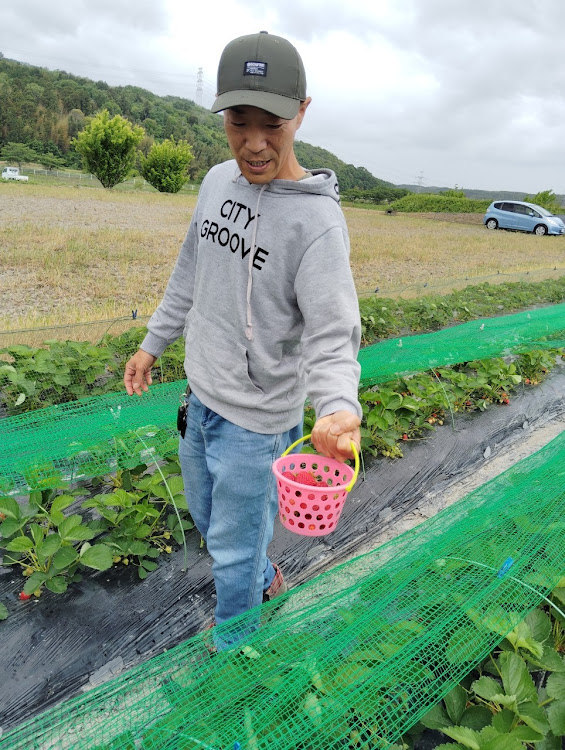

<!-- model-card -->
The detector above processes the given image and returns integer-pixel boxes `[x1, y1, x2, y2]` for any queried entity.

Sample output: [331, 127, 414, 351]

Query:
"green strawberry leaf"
[79, 543, 113, 571]
[37, 534, 62, 564]
[0, 518, 21, 538]
[546, 672, 565, 700]
[480, 736, 527, 750]
[45, 576, 68, 594]
[0, 497, 20, 520]
[441, 726, 480, 750]
[52, 546, 78, 570]
[23, 571, 49, 595]
[517, 701, 550, 734]
[546, 700, 565, 736]
[445, 685, 467, 725]
[5, 536, 34, 552]
[525, 645, 565, 673]
[509, 725, 544, 742]
[499, 652, 537, 703]
[420, 703, 454, 730]
[471, 676, 504, 701]
[492, 708, 514, 733]
[524, 609, 552, 644]
[536, 732, 561, 750]
[458, 705, 492, 730]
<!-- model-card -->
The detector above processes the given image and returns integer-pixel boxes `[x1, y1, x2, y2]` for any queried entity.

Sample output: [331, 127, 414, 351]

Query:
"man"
[124, 31, 361, 642]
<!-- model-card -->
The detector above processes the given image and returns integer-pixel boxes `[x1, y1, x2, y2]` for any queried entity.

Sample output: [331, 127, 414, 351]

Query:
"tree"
[72, 109, 144, 188]
[0, 141, 38, 168]
[38, 152, 65, 171]
[523, 189, 563, 214]
[140, 137, 193, 193]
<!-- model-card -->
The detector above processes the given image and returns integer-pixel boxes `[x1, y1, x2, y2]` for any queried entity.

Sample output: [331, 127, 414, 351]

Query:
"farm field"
[1, 181, 564, 332]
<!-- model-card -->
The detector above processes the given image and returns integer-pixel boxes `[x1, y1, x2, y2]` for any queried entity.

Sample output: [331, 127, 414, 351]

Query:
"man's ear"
[295, 97, 312, 129]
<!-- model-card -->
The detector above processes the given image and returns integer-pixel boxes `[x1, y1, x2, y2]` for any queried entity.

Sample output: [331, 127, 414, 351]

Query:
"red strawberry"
[19, 592, 31, 601]
[294, 471, 318, 486]
[317, 480, 329, 487]
[282, 471, 296, 480]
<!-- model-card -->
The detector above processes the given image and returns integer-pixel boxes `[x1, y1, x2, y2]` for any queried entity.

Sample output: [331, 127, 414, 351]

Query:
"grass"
[344, 207, 565, 296]
[1, 181, 565, 335]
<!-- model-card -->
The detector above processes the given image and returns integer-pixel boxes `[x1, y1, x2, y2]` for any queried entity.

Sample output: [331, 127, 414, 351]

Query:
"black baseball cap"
[211, 31, 307, 119]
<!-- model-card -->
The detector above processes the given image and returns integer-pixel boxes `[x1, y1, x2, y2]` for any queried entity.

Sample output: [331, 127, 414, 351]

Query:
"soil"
[0, 191, 193, 232]
[415, 212, 484, 225]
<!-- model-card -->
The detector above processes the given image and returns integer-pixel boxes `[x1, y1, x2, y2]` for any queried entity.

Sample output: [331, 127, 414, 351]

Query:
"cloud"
[1, 0, 565, 191]
[1, 0, 168, 39]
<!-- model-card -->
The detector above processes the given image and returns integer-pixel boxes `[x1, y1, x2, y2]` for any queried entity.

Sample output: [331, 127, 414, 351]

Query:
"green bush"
[140, 138, 193, 193]
[389, 193, 490, 213]
[73, 110, 144, 189]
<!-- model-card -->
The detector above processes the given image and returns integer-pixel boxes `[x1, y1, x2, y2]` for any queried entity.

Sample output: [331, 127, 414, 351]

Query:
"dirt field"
[1, 183, 564, 332]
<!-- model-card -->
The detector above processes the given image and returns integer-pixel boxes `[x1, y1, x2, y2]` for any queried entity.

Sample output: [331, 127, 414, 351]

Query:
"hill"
[398, 184, 565, 204]
[293, 142, 395, 190]
[0, 55, 385, 189]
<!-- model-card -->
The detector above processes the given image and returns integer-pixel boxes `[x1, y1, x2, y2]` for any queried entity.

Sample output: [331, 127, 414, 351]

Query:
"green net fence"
[357, 302, 565, 386]
[0, 383, 185, 493]
[1, 428, 563, 750]
[0, 304, 564, 493]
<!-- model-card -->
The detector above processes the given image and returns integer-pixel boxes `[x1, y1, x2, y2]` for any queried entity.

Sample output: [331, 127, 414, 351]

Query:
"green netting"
[2, 429, 564, 750]
[358, 302, 565, 386]
[0, 382, 185, 493]
[1, 304, 564, 493]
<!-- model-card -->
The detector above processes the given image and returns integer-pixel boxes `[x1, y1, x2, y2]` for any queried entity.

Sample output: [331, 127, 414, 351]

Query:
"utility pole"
[196, 68, 203, 107]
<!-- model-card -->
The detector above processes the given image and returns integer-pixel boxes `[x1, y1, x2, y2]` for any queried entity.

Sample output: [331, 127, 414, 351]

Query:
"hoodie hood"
[231, 161, 342, 202]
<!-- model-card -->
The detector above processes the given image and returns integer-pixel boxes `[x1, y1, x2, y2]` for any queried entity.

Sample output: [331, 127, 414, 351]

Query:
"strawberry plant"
[82, 456, 193, 579]
[154, 578, 565, 750]
[361, 386, 434, 458]
[358, 277, 565, 346]
[0, 340, 113, 414]
[0, 490, 113, 596]
[101, 327, 186, 386]
[516, 350, 560, 386]
[414, 585, 565, 749]
[0, 456, 194, 598]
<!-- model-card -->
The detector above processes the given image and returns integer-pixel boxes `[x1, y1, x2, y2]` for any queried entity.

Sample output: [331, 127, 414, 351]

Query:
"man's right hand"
[124, 350, 157, 396]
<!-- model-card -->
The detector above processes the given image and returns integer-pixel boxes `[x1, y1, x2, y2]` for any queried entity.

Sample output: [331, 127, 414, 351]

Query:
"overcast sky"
[2, 0, 565, 193]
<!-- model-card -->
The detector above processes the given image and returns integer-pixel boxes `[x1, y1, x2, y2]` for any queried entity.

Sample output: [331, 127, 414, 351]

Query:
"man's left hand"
[311, 410, 361, 461]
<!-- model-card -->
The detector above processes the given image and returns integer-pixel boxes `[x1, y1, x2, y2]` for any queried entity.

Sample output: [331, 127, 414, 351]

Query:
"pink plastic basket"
[272, 434, 359, 537]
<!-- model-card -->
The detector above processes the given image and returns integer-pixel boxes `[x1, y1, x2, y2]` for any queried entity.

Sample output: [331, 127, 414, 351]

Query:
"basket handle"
[282, 433, 360, 492]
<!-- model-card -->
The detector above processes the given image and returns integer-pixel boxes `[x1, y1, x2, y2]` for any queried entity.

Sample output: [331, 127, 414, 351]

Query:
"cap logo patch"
[244, 61, 268, 76]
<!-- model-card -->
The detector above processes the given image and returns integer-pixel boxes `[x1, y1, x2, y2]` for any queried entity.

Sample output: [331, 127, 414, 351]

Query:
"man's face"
[223, 99, 310, 183]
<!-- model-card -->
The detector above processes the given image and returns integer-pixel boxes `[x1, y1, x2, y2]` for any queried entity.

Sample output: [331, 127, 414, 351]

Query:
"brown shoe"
[202, 619, 217, 655]
[262, 563, 288, 603]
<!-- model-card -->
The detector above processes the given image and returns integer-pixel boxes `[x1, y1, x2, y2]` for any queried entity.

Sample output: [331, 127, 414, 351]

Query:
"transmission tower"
[196, 68, 203, 107]
[416, 171, 424, 189]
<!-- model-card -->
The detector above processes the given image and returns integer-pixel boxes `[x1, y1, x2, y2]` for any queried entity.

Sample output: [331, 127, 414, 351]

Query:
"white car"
[2, 167, 29, 182]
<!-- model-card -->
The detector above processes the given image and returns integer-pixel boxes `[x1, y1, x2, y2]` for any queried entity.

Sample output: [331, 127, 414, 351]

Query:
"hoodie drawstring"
[245, 184, 267, 340]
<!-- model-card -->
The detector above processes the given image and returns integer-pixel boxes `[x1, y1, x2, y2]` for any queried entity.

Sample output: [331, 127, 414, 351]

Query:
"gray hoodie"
[141, 159, 361, 434]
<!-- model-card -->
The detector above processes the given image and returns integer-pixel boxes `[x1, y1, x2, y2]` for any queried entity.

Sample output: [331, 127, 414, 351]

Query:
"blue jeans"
[179, 392, 302, 630]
